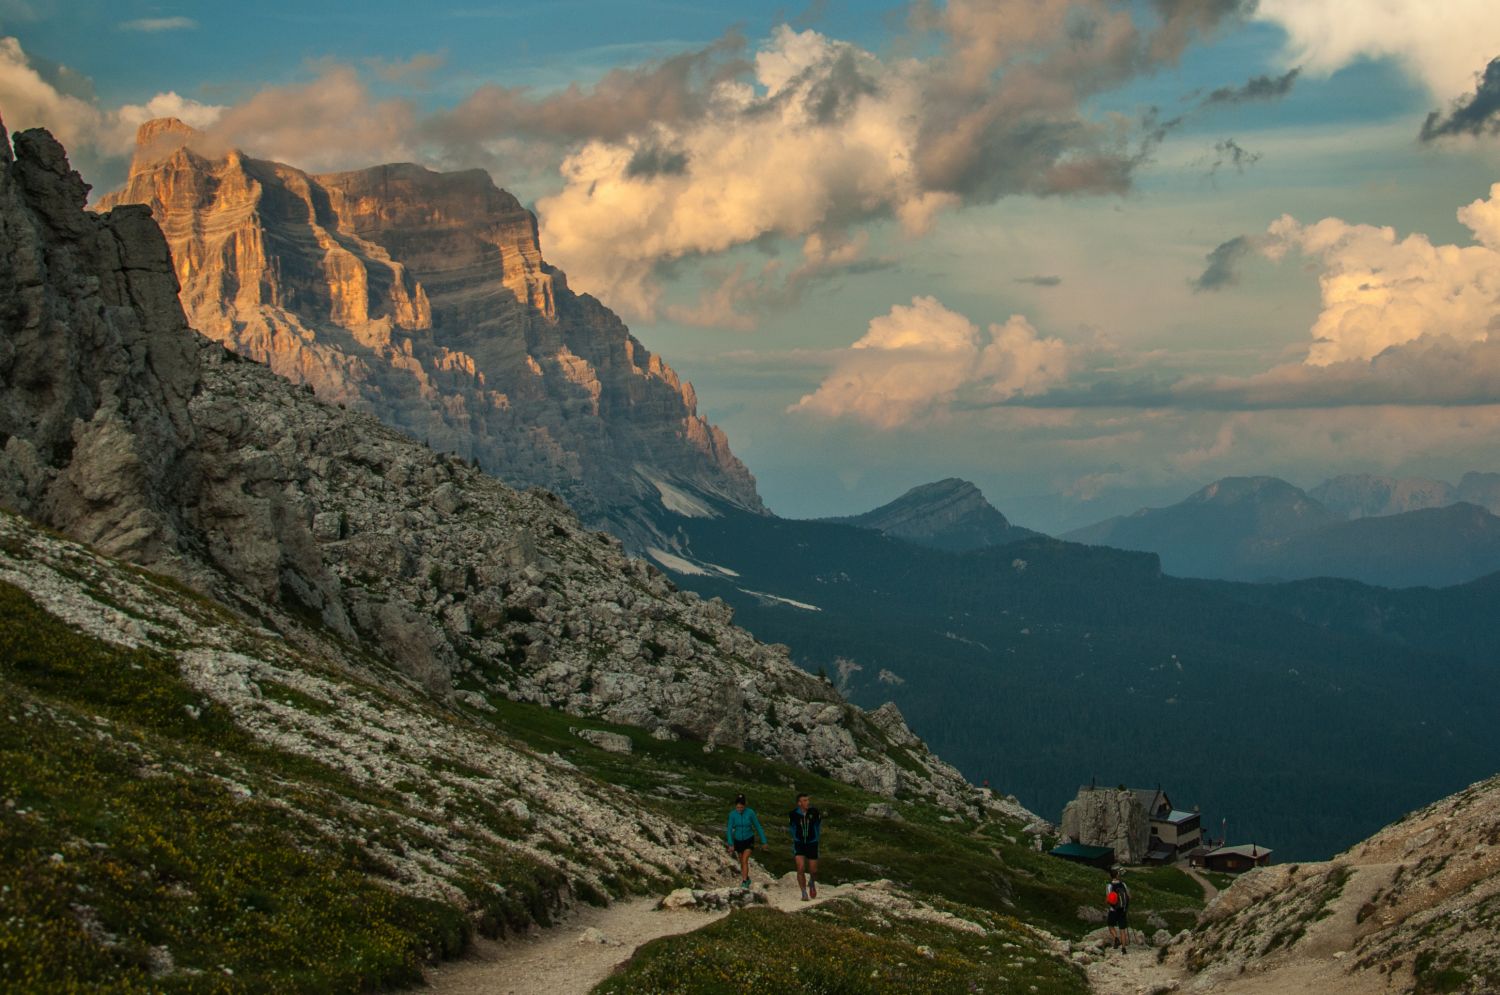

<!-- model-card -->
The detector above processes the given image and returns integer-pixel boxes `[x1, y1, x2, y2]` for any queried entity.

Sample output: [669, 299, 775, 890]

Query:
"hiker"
[788, 792, 822, 900]
[1106, 868, 1131, 952]
[725, 793, 767, 889]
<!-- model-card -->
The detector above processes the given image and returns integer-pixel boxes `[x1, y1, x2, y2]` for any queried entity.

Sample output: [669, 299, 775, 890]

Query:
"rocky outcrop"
[99, 118, 763, 542]
[0, 122, 985, 813]
[1060, 788, 1149, 865]
[1176, 773, 1500, 994]
[827, 478, 1038, 552]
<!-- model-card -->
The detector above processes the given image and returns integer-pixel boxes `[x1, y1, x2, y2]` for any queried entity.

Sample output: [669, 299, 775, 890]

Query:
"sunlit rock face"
[101, 119, 763, 539]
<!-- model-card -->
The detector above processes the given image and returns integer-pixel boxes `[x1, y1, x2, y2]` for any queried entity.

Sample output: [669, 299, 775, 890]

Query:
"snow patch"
[736, 588, 822, 612]
[646, 548, 708, 576]
[638, 468, 718, 518]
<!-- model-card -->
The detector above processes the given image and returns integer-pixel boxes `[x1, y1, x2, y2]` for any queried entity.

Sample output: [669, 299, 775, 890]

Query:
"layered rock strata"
[99, 118, 762, 541]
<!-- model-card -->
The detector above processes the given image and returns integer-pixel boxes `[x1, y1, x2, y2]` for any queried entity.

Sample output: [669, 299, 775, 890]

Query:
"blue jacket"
[726, 807, 767, 845]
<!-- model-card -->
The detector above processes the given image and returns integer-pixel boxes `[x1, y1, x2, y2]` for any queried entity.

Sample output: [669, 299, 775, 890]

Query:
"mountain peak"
[828, 478, 1038, 552]
[1191, 475, 1308, 505]
[100, 127, 764, 539]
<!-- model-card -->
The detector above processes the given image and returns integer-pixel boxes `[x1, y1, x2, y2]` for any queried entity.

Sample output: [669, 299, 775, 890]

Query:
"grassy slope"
[0, 581, 476, 993]
[481, 694, 1202, 939]
[0, 522, 1203, 992]
[596, 900, 1089, 995]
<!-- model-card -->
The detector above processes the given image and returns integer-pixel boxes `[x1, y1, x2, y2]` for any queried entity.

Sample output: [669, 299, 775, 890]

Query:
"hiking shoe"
[800, 889, 809, 901]
[808, 881, 817, 898]
[741, 878, 750, 890]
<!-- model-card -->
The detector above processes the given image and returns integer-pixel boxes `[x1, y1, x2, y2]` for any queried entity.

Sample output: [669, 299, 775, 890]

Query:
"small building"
[1047, 842, 1116, 870]
[1201, 844, 1272, 874]
[1133, 788, 1203, 857]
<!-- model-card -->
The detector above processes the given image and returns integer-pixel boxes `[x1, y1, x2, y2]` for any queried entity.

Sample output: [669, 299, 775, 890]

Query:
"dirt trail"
[424, 874, 839, 995]
[1180, 864, 1218, 903]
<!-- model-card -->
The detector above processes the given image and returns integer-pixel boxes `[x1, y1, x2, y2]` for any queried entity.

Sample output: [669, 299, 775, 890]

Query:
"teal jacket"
[726, 807, 767, 846]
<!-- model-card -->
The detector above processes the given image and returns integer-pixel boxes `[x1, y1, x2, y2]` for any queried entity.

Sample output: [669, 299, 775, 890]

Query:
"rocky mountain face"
[825, 478, 1039, 552]
[97, 118, 763, 543]
[1175, 773, 1500, 994]
[0, 122, 987, 813]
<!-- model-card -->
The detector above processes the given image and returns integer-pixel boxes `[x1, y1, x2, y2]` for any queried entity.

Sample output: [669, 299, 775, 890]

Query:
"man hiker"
[1106, 868, 1131, 952]
[788, 792, 822, 900]
[725, 793, 767, 889]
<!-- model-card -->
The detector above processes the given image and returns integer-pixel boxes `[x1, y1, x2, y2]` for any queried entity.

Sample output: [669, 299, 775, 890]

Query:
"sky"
[2, 0, 1499, 531]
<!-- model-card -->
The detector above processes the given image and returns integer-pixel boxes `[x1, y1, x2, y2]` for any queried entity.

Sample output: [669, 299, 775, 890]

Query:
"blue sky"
[3, 1, 1498, 529]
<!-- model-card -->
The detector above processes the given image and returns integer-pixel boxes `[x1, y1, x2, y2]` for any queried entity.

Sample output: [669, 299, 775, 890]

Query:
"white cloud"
[118, 16, 197, 32]
[532, 2, 1247, 323]
[0, 35, 101, 150]
[1261, 182, 1500, 365]
[1255, 0, 1500, 98]
[0, 35, 221, 161]
[791, 296, 1075, 428]
[537, 28, 934, 320]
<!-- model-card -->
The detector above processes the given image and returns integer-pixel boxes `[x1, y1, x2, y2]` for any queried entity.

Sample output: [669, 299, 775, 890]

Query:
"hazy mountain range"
[1064, 474, 1500, 587]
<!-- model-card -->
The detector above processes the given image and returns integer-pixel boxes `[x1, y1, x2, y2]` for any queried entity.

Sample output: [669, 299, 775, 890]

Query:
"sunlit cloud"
[791, 296, 1076, 428]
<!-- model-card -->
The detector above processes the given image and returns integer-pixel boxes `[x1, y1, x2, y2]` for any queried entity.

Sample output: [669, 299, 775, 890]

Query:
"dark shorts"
[1107, 907, 1128, 928]
[793, 842, 820, 861]
[732, 839, 755, 854]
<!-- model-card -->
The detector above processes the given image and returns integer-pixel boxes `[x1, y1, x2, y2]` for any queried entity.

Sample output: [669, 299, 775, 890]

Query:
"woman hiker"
[725, 793, 767, 889]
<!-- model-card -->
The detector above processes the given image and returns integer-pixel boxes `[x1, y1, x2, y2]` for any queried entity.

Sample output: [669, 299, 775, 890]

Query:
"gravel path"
[423, 873, 841, 995]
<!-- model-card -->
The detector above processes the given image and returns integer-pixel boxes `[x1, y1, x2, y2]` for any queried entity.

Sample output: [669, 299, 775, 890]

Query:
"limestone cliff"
[0, 121, 984, 812]
[1060, 788, 1150, 865]
[98, 118, 763, 541]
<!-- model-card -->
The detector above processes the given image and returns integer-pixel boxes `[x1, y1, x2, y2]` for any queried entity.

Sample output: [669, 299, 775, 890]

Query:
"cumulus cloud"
[1261, 183, 1500, 365]
[1033, 184, 1500, 409]
[118, 16, 196, 32]
[531, 3, 1254, 321]
[190, 67, 415, 173]
[790, 296, 1076, 428]
[1421, 56, 1500, 141]
[0, 35, 221, 180]
[0, 35, 103, 151]
[1255, 0, 1498, 99]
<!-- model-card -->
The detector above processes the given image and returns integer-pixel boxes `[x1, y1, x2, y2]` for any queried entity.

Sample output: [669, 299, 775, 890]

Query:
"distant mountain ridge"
[1063, 476, 1339, 579]
[1065, 474, 1500, 587]
[99, 117, 763, 542]
[825, 478, 1039, 552]
[1310, 471, 1500, 519]
[636, 491, 1500, 860]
